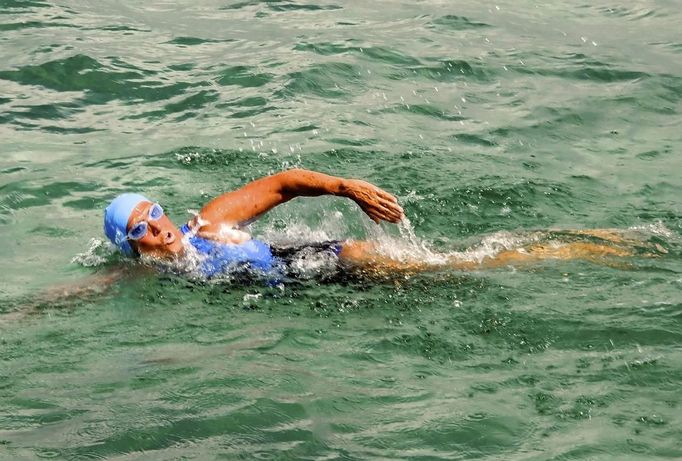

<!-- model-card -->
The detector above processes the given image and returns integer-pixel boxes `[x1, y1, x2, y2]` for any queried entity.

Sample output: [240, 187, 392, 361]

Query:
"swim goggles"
[127, 203, 164, 240]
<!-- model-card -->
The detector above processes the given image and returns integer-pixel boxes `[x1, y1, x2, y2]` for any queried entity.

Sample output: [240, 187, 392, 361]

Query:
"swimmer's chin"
[138, 241, 186, 259]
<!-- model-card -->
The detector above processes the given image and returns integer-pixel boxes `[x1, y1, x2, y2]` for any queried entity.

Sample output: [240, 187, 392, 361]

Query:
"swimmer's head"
[104, 193, 150, 256]
[104, 193, 184, 258]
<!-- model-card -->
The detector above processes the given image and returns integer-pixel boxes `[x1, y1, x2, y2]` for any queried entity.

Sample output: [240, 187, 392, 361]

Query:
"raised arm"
[197, 169, 403, 231]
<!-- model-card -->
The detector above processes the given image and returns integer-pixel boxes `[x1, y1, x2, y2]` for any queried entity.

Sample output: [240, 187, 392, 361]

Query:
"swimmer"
[104, 168, 405, 278]
[102, 168, 643, 279]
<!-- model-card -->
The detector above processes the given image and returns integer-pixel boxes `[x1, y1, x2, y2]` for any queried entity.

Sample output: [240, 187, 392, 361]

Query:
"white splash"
[71, 238, 114, 267]
[627, 221, 673, 238]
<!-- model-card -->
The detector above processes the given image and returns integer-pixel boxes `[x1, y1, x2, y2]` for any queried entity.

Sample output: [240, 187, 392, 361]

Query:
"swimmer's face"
[127, 201, 184, 257]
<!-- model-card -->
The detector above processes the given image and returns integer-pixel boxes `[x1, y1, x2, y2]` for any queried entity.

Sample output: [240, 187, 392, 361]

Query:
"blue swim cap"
[104, 193, 151, 256]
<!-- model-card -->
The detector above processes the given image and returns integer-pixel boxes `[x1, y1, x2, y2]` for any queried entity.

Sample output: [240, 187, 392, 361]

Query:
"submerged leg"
[478, 241, 632, 269]
[338, 236, 634, 273]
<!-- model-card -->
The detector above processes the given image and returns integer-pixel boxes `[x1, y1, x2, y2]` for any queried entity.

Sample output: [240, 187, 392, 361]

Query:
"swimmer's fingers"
[377, 201, 404, 222]
[379, 196, 403, 216]
[342, 178, 403, 223]
[362, 202, 403, 224]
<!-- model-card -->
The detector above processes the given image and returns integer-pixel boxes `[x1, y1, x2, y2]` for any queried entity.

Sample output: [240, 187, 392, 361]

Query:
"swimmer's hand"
[340, 179, 404, 224]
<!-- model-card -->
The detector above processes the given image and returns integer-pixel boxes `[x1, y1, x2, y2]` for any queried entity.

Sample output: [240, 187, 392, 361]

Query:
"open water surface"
[1, 0, 681, 459]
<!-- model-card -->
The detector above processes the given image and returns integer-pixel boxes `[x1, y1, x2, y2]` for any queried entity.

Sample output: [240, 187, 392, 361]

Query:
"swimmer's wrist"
[335, 178, 350, 197]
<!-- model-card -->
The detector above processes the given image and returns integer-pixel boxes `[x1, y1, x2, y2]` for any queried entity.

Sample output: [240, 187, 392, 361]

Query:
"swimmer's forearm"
[279, 168, 345, 198]
[278, 169, 403, 223]
[281, 169, 403, 223]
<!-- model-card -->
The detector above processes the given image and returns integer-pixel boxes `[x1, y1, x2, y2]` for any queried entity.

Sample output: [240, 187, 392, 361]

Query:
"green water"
[1, 0, 681, 459]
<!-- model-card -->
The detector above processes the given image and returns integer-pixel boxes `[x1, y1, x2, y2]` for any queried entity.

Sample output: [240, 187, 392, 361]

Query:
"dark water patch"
[389, 59, 490, 83]
[31, 43, 68, 55]
[1, 166, 27, 174]
[295, 42, 421, 66]
[107, 57, 157, 76]
[0, 0, 50, 11]
[381, 103, 466, 122]
[0, 180, 101, 211]
[52, 397, 310, 459]
[359, 46, 421, 66]
[294, 41, 354, 56]
[636, 149, 664, 161]
[99, 24, 151, 32]
[219, 0, 255, 10]
[63, 196, 99, 210]
[228, 96, 268, 108]
[167, 63, 195, 72]
[361, 414, 530, 457]
[214, 95, 273, 119]
[79, 158, 133, 169]
[513, 61, 649, 83]
[4, 404, 88, 427]
[42, 125, 103, 134]
[373, 332, 473, 363]
[327, 137, 375, 147]
[165, 36, 234, 46]
[512, 105, 606, 140]
[451, 133, 496, 146]
[550, 52, 616, 69]
[658, 78, 682, 103]
[276, 62, 363, 99]
[277, 123, 319, 133]
[0, 54, 202, 105]
[164, 90, 219, 114]
[549, 319, 682, 351]
[215, 65, 273, 88]
[429, 15, 491, 30]
[0, 21, 76, 31]
[221, 0, 341, 13]
[3, 102, 82, 121]
[229, 106, 275, 119]
[268, 2, 342, 12]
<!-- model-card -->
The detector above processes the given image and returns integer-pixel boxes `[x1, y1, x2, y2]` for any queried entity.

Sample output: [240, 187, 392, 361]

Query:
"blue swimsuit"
[180, 224, 275, 277]
[180, 224, 343, 279]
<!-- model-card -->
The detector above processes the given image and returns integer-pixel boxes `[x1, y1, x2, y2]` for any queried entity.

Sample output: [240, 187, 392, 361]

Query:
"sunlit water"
[1, 1, 681, 459]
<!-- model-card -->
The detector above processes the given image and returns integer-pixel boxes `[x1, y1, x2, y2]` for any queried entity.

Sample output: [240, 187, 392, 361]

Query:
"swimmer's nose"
[148, 219, 163, 236]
